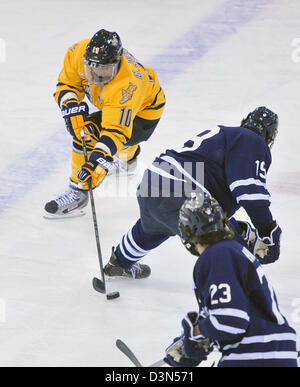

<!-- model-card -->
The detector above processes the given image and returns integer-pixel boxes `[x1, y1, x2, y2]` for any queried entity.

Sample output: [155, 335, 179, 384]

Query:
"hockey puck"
[106, 291, 120, 300]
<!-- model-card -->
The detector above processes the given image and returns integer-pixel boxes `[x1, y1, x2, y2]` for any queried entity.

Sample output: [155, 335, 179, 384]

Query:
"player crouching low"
[164, 193, 298, 368]
[44, 29, 165, 219]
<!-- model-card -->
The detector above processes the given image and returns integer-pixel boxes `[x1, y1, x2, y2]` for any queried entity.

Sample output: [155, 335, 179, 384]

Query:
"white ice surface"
[0, 0, 299, 367]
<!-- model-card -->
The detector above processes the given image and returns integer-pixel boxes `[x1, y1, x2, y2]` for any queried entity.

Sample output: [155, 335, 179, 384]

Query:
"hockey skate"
[104, 248, 151, 279]
[44, 183, 88, 219]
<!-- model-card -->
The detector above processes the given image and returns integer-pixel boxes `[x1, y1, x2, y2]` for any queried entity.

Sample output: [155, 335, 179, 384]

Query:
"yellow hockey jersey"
[54, 39, 165, 154]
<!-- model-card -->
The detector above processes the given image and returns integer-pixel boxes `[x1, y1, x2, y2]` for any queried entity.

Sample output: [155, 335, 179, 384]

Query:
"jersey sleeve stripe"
[229, 178, 266, 192]
[101, 128, 130, 141]
[209, 315, 247, 334]
[221, 351, 298, 361]
[57, 90, 79, 107]
[236, 193, 271, 203]
[95, 135, 118, 155]
[144, 102, 166, 111]
[148, 87, 162, 107]
[93, 142, 112, 156]
[222, 333, 297, 351]
[210, 308, 250, 321]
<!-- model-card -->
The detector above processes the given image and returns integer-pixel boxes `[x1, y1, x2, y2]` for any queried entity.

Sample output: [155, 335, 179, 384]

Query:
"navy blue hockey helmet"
[84, 29, 123, 85]
[178, 193, 229, 255]
[241, 106, 278, 148]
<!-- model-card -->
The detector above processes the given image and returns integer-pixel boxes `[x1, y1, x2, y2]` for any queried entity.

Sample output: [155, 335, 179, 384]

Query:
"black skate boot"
[44, 183, 88, 219]
[104, 247, 151, 279]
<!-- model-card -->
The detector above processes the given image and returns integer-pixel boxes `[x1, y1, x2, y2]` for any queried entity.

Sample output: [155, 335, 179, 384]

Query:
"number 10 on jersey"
[119, 107, 132, 128]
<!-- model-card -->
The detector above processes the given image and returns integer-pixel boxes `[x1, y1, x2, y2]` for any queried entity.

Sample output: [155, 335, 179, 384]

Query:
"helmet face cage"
[84, 29, 123, 85]
[83, 60, 120, 86]
[241, 106, 278, 148]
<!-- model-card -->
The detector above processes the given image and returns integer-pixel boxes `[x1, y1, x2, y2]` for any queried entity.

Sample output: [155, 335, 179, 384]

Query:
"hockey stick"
[81, 132, 106, 294]
[116, 339, 300, 367]
[116, 339, 165, 367]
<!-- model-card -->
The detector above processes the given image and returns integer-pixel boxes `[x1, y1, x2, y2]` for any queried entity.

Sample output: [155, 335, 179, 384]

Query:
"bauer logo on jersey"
[120, 82, 137, 104]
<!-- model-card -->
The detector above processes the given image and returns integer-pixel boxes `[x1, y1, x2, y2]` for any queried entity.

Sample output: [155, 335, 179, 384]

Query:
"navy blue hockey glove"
[164, 337, 200, 367]
[61, 99, 99, 141]
[181, 312, 213, 362]
[254, 221, 282, 264]
[237, 220, 258, 253]
[78, 149, 114, 190]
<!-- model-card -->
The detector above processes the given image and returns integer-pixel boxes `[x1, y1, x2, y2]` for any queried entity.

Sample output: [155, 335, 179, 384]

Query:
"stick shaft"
[81, 134, 106, 293]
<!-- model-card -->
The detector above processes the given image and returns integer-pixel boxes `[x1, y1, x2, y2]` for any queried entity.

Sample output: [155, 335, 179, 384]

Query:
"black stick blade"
[92, 277, 106, 293]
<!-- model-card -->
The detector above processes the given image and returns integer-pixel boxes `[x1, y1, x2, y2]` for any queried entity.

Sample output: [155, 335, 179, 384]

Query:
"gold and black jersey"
[54, 39, 165, 155]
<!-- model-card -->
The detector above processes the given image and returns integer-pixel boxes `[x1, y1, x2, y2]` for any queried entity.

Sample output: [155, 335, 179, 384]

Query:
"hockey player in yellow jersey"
[44, 29, 165, 218]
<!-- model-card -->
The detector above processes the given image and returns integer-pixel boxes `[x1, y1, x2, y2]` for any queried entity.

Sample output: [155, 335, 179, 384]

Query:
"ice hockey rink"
[0, 0, 299, 367]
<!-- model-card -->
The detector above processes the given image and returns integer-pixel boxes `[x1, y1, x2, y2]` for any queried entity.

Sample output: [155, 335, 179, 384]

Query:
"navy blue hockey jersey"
[194, 239, 297, 367]
[148, 126, 272, 229]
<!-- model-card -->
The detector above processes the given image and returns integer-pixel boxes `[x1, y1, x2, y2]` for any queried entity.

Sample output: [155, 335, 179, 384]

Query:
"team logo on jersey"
[120, 82, 137, 104]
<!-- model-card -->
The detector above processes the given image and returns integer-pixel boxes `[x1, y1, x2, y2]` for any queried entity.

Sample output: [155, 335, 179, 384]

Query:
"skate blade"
[104, 274, 128, 282]
[104, 274, 148, 281]
[107, 170, 137, 178]
[43, 210, 86, 220]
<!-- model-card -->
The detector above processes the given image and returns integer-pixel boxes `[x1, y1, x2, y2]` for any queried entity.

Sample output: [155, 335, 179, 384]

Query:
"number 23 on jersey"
[209, 283, 232, 305]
